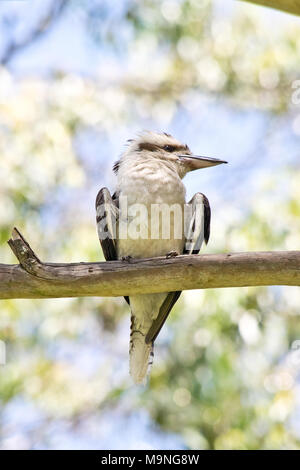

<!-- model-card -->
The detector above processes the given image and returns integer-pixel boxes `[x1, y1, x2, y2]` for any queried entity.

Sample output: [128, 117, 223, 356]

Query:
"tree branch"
[0, 228, 299, 300]
[240, 0, 300, 16]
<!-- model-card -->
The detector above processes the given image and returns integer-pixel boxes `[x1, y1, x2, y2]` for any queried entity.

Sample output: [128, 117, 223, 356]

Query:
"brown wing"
[145, 193, 211, 345]
[95, 187, 118, 261]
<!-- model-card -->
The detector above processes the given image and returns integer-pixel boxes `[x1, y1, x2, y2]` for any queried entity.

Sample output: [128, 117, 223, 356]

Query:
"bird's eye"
[163, 145, 175, 152]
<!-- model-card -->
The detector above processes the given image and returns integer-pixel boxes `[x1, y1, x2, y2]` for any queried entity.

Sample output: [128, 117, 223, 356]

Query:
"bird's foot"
[122, 255, 133, 263]
[166, 250, 179, 259]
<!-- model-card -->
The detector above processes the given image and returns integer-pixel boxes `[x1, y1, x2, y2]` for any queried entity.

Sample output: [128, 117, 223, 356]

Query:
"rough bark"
[0, 228, 299, 300]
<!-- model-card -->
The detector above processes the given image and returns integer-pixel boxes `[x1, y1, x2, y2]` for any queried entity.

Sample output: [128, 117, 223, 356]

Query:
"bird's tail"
[129, 316, 153, 384]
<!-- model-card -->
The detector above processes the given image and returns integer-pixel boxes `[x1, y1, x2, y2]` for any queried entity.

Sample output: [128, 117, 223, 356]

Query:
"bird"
[95, 131, 227, 384]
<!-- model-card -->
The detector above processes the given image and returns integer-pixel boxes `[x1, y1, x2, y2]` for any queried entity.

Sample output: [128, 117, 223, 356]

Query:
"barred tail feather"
[129, 330, 153, 385]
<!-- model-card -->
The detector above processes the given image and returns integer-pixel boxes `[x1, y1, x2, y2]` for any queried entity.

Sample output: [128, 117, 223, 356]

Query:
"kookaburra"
[96, 131, 227, 384]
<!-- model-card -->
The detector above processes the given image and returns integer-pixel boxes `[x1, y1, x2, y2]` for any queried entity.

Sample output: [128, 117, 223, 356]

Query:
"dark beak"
[179, 155, 228, 170]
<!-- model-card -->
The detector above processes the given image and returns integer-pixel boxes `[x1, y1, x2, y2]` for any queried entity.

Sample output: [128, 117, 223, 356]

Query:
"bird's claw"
[122, 255, 133, 262]
[166, 251, 179, 259]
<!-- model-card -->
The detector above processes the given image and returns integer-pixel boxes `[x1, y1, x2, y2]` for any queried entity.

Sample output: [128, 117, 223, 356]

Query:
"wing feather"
[145, 291, 181, 344]
[95, 187, 118, 261]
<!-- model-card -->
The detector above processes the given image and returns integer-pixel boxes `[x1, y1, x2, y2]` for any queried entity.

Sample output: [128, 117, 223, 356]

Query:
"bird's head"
[115, 131, 227, 179]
